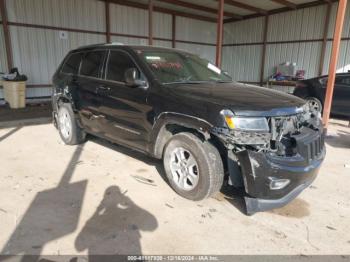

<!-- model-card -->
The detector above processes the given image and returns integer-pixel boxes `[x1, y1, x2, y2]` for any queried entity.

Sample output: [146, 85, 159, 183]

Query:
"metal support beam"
[172, 14, 176, 48]
[157, 0, 242, 19]
[99, 0, 216, 23]
[149, 0, 153, 45]
[260, 15, 269, 86]
[216, 0, 224, 67]
[222, 0, 267, 15]
[323, 0, 348, 128]
[319, 2, 332, 76]
[0, 0, 13, 71]
[105, 1, 111, 43]
[270, 0, 297, 9]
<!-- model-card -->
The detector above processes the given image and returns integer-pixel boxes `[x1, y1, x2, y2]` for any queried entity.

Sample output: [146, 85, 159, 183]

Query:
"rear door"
[75, 50, 108, 135]
[332, 75, 350, 116]
[97, 49, 152, 151]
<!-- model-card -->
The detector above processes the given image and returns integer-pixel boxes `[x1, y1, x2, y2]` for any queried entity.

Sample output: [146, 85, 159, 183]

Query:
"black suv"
[52, 44, 325, 214]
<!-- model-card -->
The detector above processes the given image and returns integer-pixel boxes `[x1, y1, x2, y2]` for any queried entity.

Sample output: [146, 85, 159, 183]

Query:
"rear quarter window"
[61, 53, 83, 75]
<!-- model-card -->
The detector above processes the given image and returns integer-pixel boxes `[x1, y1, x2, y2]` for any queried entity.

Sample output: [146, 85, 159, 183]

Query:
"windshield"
[137, 50, 232, 84]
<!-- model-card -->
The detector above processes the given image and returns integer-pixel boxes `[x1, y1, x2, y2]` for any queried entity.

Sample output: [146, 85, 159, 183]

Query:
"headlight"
[221, 110, 269, 131]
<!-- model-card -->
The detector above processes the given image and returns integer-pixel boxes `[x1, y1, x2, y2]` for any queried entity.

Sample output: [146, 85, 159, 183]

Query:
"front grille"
[306, 132, 324, 161]
[292, 127, 324, 163]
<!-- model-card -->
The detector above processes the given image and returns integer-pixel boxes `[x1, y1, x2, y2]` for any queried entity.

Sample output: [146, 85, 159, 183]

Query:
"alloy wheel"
[307, 98, 322, 112]
[58, 108, 72, 139]
[169, 147, 199, 191]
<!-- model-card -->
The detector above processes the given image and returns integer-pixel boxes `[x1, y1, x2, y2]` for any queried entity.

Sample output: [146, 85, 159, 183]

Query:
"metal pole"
[172, 14, 176, 48]
[322, 0, 348, 128]
[260, 15, 269, 86]
[105, 1, 111, 43]
[0, 0, 13, 71]
[215, 0, 224, 67]
[318, 2, 332, 76]
[148, 0, 153, 46]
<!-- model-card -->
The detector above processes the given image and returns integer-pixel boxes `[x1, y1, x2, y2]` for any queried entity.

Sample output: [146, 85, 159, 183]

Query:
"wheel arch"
[150, 112, 214, 159]
[53, 91, 82, 129]
[55, 94, 77, 110]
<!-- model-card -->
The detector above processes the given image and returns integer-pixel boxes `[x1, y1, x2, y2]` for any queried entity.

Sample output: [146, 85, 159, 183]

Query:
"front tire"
[306, 97, 323, 113]
[57, 103, 86, 145]
[163, 133, 224, 201]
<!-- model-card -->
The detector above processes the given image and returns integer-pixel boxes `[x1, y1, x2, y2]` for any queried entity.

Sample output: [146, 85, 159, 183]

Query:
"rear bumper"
[231, 127, 325, 215]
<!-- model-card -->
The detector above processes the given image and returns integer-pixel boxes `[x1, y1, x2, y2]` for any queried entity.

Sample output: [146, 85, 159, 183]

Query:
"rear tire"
[57, 103, 86, 145]
[163, 132, 224, 201]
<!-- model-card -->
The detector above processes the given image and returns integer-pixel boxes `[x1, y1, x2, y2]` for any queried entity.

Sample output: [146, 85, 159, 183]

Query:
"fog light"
[269, 177, 290, 190]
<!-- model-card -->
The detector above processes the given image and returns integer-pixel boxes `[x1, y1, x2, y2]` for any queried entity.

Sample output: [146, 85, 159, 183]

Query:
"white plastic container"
[3, 81, 26, 109]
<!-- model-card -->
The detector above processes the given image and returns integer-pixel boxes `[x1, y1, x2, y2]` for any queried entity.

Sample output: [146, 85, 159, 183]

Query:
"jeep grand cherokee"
[52, 44, 325, 214]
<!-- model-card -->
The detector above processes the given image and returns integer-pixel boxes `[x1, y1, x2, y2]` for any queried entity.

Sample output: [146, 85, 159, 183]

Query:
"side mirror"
[125, 68, 146, 87]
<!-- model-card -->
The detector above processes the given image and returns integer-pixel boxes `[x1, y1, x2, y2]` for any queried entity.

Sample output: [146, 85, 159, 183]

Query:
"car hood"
[165, 82, 306, 116]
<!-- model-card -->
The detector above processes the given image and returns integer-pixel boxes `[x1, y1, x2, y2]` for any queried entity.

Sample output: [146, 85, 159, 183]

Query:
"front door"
[97, 50, 152, 151]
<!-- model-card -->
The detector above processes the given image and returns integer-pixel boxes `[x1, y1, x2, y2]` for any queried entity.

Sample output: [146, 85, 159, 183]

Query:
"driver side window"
[106, 50, 140, 83]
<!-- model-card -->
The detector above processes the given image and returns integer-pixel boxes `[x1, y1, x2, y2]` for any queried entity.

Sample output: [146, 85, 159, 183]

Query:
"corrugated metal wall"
[6, 0, 106, 31]
[267, 5, 326, 41]
[264, 42, 322, 80]
[223, 2, 350, 83]
[110, 4, 148, 38]
[109, 6, 172, 47]
[222, 45, 262, 82]
[154, 13, 172, 40]
[264, 5, 326, 80]
[0, 27, 7, 74]
[10, 27, 105, 97]
[175, 17, 216, 63]
[223, 4, 328, 83]
[224, 16, 265, 44]
[4, 0, 349, 98]
[2, 0, 106, 98]
[0, 10, 8, 99]
[176, 17, 216, 44]
[222, 17, 264, 82]
[1, 0, 217, 99]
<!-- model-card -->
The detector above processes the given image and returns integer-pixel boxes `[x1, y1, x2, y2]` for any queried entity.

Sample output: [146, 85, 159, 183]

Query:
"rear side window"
[336, 76, 350, 85]
[106, 51, 139, 82]
[61, 53, 83, 75]
[344, 77, 350, 85]
[80, 51, 105, 78]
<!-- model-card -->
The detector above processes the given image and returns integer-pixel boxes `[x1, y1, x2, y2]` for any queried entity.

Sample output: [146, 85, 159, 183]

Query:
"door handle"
[98, 85, 111, 91]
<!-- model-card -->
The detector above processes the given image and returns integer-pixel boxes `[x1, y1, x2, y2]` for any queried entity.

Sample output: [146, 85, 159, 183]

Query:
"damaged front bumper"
[229, 127, 325, 215]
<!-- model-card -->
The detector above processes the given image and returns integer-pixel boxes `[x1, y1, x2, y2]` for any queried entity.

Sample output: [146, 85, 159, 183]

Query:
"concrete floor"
[0, 119, 349, 256]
